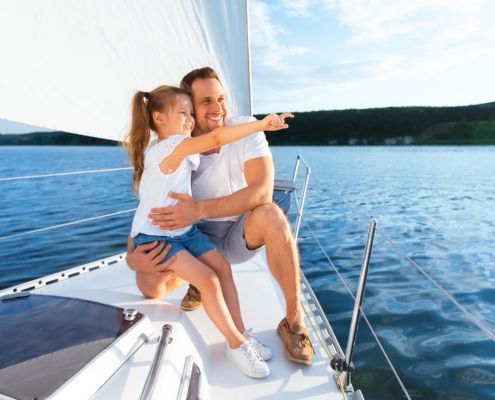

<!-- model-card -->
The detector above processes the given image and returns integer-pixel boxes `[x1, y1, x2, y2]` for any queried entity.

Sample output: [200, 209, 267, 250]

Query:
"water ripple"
[1, 146, 495, 399]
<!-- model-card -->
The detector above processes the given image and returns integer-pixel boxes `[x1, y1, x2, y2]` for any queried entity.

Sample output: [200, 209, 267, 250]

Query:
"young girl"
[125, 85, 292, 378]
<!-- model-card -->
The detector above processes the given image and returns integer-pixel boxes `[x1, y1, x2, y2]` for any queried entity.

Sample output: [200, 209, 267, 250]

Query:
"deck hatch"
[0, 293, 150, 399]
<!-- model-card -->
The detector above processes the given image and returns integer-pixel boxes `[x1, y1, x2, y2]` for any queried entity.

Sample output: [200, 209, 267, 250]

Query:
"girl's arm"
[175, 113, 292, 157]
[160, 113, 293, 174]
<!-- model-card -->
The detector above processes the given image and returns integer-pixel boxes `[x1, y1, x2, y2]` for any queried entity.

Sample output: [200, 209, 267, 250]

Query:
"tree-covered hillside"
[0, 131, 118, 146]
[260, 102, 495, 145]
[2, 102, 495, 145]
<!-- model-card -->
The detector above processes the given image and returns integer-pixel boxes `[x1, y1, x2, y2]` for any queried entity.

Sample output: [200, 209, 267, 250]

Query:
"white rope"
[0, 209, 136, 241]
[376, 225, 495, 343]
[303, 219, 412, 400]
[305, 180, 495, 343]
[0, 167, 132, 182]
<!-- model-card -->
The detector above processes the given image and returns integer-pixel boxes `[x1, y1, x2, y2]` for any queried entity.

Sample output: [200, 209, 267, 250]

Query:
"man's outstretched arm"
[149, 156, 274, 230]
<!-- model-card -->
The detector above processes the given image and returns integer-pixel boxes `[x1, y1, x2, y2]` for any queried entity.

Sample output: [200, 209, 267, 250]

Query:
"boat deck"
[24, 251, 344, 399]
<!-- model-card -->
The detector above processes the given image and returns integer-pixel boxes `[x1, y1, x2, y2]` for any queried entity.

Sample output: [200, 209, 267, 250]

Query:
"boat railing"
[274, 154, 311, 241]
[297, 171, 495, 399]
[276, 157, 411, 398]
[6, 155, 493, 399]
[0, 167, 136, 243]
[302, 217, 412, 400]
[0, 167, 132, 182]
[1, 156, 310, 295]
[319, 193, 495, 345]
[291, 154, 312, 240]
[276, 155, 372, 399]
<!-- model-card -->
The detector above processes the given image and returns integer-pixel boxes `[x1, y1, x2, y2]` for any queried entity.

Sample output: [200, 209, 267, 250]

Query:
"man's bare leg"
[243, 203, 303, 329]
[244, 203, 313, 365]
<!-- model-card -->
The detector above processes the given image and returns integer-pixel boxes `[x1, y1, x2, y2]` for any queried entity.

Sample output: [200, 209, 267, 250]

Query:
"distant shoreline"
[2, 101, 495, 146]
[0, 131, 119, 146]
[2, 139, 495, 146]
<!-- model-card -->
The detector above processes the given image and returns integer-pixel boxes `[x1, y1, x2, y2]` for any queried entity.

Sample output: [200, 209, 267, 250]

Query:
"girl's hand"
[262, 113, 294, 131]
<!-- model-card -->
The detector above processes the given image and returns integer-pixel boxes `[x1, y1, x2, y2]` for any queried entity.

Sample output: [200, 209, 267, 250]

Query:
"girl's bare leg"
[199, 250, 245, 333]
[168, 250, 245, 348]
[136, 272, 184, 299]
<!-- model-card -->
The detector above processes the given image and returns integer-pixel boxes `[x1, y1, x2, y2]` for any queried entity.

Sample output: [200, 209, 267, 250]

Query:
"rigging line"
[301, 176, 495, 342]
[376, 225, 495, 343]
[0, 167, 133, 182]
[302, 219, 412, 400]
[0, 209, 136, 241]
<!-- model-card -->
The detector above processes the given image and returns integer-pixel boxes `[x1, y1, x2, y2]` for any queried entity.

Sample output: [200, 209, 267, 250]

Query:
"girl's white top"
[131, 135, 199, 238]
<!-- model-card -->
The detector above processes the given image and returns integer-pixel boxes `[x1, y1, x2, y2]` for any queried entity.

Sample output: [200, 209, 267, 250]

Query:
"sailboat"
[0, 1, 366, 399]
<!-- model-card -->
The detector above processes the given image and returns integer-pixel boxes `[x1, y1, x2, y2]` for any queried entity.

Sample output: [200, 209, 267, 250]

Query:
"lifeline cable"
[0, 209, 136, 241]
[303, 172, 495, 343]
[0, 167, 132, 182]
[303, 219, 412, 400]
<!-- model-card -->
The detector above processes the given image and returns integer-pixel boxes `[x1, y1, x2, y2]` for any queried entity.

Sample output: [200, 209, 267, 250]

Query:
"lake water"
[0, 145, 494, 399]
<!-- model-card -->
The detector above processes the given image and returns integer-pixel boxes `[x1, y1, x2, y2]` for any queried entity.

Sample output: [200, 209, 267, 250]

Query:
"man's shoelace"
[299, 333, 315, 353]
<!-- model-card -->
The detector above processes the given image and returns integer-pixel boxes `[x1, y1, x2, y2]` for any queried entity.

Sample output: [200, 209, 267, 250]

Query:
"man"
[126, 67, 313, 365]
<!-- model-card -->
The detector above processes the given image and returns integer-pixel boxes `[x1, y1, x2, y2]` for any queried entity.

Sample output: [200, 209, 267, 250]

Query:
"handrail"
[291, 154, 311, 240]
[140, 324, 174, 400]
[291, 154, 311, 182]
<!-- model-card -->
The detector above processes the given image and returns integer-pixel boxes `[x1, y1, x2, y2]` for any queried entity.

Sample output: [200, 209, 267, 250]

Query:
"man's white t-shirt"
[131, 135, 199, 238]
[191, 116, 272, 222]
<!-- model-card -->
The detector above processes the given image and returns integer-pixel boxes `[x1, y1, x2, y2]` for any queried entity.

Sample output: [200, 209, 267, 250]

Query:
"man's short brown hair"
[180, 67, 222, 94]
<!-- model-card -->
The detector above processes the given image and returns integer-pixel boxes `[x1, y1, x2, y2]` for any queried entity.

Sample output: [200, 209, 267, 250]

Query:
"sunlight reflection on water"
[1, 145, 495, 399]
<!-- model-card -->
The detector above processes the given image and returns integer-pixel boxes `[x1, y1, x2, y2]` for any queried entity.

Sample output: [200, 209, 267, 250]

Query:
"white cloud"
[280, 0, 314, 17]
[250, 1, 311, 72]
[328, 0, 494, 45]
[250, 0, 495, 112]
[329, 0, 495, 86]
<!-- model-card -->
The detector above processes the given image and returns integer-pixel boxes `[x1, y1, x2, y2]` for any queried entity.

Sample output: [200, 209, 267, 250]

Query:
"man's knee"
[251, 203, 289, 232]
[245, 203, 292, 246]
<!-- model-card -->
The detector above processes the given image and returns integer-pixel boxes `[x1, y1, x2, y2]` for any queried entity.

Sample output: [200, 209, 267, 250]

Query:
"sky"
[250, 0, 495, 113]
[1, 0, 495, 133]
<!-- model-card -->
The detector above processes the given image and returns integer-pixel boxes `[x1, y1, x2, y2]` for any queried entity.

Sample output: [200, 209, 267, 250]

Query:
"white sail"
[0, 0, 250, 141]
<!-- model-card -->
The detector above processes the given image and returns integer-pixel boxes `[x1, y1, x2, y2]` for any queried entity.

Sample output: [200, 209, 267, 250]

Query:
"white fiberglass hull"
[1, 251, 347, 400]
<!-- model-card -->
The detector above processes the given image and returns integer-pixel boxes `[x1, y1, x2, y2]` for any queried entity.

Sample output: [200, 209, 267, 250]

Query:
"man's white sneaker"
[225, 342, 270, 379]
[243, 328, 272, 361]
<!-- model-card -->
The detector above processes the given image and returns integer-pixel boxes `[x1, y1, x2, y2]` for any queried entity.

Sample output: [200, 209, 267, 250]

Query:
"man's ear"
[152, 111, 166, 126]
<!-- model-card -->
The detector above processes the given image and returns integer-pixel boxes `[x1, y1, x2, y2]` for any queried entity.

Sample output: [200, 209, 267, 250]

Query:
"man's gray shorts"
[196, 214, 263, 264]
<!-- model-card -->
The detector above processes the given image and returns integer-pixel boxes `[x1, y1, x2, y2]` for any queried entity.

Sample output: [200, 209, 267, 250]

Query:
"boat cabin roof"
[0, 252, 345, 400]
